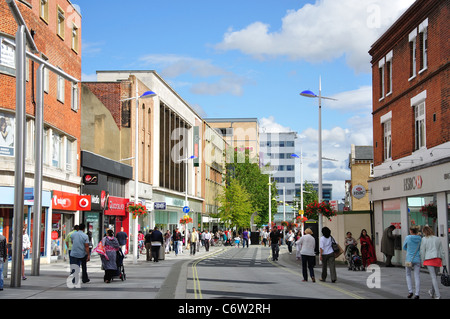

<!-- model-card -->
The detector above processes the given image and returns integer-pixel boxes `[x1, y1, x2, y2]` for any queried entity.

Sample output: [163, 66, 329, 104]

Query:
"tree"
[217, 179, 254, 229]
[293, 181, 318, 217]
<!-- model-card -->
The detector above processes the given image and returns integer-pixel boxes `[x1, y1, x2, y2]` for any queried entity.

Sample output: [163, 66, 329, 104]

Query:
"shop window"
[408, 195, 436, 232]
[382, 199, 402, 264]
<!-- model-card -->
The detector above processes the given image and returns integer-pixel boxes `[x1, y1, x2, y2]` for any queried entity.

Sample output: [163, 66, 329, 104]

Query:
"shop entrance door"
[51, 213, 74, 261]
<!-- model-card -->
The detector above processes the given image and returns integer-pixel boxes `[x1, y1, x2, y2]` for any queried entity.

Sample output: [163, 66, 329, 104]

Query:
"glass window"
[415, 102, 425, 150]
[52, 132, 62, 168]
[384, 120, 392, 160]
[382, 199, 402, 264]
[408, 195, 436, 231]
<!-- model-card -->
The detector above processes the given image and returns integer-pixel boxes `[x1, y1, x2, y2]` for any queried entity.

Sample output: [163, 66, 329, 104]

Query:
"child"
[234, 236, 240, 247]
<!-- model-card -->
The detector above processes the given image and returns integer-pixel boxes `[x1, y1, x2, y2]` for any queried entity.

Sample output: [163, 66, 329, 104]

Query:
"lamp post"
[121, 87, 156, 264]
[300, 77, 336, 240]
[177, 155, 196, 247]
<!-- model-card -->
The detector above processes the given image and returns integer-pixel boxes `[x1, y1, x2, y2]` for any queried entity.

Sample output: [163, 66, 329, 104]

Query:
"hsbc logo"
[403, 175, 423, 191]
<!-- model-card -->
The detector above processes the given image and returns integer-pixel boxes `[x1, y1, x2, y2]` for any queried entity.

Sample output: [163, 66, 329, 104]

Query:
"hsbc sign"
[52, 190, 91, 211]
[403, 175, 423, 191]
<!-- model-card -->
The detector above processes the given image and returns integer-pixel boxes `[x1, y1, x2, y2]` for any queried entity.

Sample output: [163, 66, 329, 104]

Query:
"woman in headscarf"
[359, 229, 377, 270]
[100, 229, 120, 283]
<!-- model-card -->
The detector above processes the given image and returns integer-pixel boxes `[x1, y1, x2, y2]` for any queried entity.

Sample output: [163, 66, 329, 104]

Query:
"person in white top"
[204, 230, 211, 252]
[299, 228, 316, 282]
[319, 227, 337, 283]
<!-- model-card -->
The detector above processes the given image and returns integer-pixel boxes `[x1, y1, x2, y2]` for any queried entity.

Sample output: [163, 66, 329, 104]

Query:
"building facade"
[0, 0, 82, 263]
[368, 0, 449, 265]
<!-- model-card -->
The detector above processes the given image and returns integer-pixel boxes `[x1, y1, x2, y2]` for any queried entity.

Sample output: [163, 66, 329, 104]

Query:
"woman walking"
[420, 225, 446, 299]
[299, 228, 316, 282]
[319, 227, 337, 283]
[402, 226, 421, 299]
[359, 229, 377, 270]
[100, 229, 120, 283]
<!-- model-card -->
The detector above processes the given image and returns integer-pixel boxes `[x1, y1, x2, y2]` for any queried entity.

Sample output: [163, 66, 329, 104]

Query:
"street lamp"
[177, 155, 196, 246]
[300, 77, 336, 241]
[121, 88, 156, 264]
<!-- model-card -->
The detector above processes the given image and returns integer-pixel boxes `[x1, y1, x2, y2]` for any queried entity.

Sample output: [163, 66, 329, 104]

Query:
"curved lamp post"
[300, 77, 336, 243]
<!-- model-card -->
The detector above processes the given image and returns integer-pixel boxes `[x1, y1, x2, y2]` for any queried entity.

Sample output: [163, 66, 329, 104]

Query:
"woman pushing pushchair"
[344, 232, 363, 271]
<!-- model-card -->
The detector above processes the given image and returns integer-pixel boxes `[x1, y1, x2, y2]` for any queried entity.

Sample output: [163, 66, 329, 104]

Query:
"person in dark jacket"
[149, 226, 164, 262]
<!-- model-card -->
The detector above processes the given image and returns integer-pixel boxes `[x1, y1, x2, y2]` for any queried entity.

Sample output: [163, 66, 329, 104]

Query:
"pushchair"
[115, 248, 126, 281]
[346, 244, 362, 271]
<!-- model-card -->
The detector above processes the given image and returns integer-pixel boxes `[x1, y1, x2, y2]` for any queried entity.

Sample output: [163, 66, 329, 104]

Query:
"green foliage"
[217, 179, 254, 228]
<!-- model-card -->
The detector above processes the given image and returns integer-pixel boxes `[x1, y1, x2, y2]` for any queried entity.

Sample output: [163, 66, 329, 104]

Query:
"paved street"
[1, 244, 448, 306]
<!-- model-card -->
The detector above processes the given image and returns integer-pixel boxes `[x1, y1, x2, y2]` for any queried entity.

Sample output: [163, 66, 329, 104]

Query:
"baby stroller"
[115, 248, 126, 281]
[346, 244, 362, 271]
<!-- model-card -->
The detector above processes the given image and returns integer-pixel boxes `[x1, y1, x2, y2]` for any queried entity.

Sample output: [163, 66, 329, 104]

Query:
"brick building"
[0, 0, 82, 263]
[368, 0, 449, 266]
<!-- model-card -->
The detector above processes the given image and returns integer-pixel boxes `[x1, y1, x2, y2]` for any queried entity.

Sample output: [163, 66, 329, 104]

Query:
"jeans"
[426, 265, 441, 298]
[405, 262, 421, 296]
[72, 255, 89, 283]
[173, 241, 178, 255]
[190, 242, 196, 255]
[301, 255, 316, 281]
[271, 243, 279, 260]
[242, 238, 248, 248]
[0, 260, 4, 289]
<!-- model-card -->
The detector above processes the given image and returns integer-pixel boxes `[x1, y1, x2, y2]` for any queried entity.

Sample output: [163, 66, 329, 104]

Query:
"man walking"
[269, 226, 281, 261]
[116, 227, 128, 257]
[204, 230, 211, 252]
[242, 229, 249, 248]
[190, 227, 198, 256]
[70, 223, 90, 283]
[150, 226, 163, 262]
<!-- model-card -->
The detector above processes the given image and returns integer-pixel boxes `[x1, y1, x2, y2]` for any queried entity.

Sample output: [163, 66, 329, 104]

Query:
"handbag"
[441, 266, 450, 287]
[331, 236, 344, 258]
[405, 243, 420, 268]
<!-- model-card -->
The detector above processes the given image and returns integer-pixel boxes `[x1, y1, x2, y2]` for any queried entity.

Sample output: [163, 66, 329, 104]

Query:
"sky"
[73, 0, 416, 201]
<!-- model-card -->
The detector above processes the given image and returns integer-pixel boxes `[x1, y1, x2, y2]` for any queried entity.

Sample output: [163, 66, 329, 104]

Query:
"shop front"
[51, 190, 91, 261]
[104, 196, 130, 252]
[0, 186, 52, 261]
[369, 161, 450, 266]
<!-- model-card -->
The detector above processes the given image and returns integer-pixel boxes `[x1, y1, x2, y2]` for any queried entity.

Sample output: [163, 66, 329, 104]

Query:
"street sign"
[183, 206, 190, 214]
[154, 202, 166, 210]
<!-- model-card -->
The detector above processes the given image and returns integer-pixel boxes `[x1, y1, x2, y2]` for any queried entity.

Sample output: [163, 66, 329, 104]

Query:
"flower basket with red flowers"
[281, 221, 289, 227]
[127, 203, 148, 219]
[296, 215, 308, 223]
[304, 200, 336, 221]
[179, 215, 193, 224]
[420, 203, 437, 222]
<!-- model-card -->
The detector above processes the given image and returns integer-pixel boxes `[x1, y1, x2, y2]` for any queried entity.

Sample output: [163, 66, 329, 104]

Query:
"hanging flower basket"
[420, 203, 437, 222]
[281, 221, 289, 227]
[296, 215, 308, 223]
[127, 203, 148, 219]
[305, 200, 336, 221]
[179, 215, 193, 224]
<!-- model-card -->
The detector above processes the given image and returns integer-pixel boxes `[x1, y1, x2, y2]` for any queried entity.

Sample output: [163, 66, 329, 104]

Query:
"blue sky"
[74, 0, 415, 200]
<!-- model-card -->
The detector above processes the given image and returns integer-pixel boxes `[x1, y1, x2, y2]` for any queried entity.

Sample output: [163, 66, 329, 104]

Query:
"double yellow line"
[192, 248, 225, 299]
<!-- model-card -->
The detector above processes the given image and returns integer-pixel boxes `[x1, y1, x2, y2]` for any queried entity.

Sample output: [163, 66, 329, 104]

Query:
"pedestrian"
[402, 226, 421, 299]
[138, 231, 145, 256]
[116, 227, 128, 257]
[295, 233, 302, 260]
[359, 229, 377, 269]
[190, 227, 198, 256]
[204, 230, 211, 252]
[381, 225, 397, 267]
[100, 230, 120, 283]
[173, 228, 181, 256]
[234, 235, 241, 247]
[420, 225, 446, 299]
[262, 228, 269, 247]
[196, 229, 201, 253]
[269, 226, 281, 261]
[70, 223, 90, 283]
[242, 229, 249, 248]
[145, 230, 152, 261]
[319, 227, 337, 283]
[164, 230, 171, 254]
[150, 226, 164, 262]
[0, 232, 7, 291]
[286, 229, 295, 254]
[22, 224, 30, 280]
[299, 228, 316, 282]
[65, 225, 79, 267]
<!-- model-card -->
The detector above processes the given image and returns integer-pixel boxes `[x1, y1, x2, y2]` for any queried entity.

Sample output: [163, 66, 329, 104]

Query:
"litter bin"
[250, 232, 260, 245]
[158, 244, 165, 260]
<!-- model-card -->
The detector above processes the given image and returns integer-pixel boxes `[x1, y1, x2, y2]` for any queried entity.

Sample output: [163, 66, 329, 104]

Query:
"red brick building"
[0, 0, 82, 262]
[368, 0, 449, 267]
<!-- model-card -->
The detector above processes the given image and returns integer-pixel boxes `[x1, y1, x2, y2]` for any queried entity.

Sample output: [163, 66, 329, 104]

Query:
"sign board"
[154, 202, 166, 210]
[352, 185, 366, 199]
[183, 206, 190, 214]
[52, 190, 91, 211]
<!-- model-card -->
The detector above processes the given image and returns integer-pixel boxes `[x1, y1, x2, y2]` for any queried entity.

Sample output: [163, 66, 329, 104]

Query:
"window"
[414, 102, 425, 150]
[419, 19, 428, 72]
[57, 7, 65, 39]
[65, 137, 74, 172]
[386, 51, 393, 95]
[71, 83, 78, 111]
[40, 0, 49, 22]
[383, 120, 392, 160]
[57, 70, 65, 103]
[379, 59, 385, 99]
[71, 24, 79, 53]
[409, 29, 417, 80]
[52, 131, 62, 168]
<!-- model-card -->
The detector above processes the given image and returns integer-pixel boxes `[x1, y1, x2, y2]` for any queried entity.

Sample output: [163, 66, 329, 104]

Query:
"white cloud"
[259, 116, 293, 133]
[215, 0, 415, 72]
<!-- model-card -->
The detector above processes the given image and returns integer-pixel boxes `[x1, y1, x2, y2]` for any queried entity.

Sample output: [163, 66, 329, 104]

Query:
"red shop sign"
[104, 196, 129, 216]
[52, 191, 91, 211]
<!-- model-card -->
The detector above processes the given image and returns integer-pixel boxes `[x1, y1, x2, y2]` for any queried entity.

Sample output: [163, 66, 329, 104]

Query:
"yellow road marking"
[192, 248, 225, 299]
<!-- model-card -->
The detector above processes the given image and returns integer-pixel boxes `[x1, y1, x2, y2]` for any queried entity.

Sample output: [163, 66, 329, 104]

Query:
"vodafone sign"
[52, 191, 91, 211]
